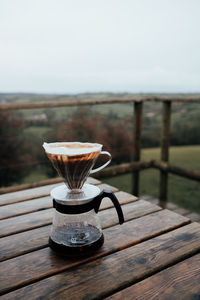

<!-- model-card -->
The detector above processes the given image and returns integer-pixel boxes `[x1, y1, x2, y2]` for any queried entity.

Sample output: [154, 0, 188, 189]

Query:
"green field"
[1, 93, 199, 213]
[104, 145, 200, 213]
[21, 145, 200, 213]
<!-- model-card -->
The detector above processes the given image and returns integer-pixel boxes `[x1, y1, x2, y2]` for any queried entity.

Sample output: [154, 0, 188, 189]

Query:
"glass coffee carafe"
[43, 142, 124, 256]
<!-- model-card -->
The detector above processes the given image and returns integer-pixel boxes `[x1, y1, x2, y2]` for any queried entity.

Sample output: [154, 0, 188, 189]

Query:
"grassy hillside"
[104, 145, 200, 213]
[142, 145, 200, 170]
[1, 93, 199, 208]
[21, 145, 200, 213]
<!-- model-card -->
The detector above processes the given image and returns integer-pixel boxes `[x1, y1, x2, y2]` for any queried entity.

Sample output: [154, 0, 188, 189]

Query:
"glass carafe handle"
[94, 190, 124, 225]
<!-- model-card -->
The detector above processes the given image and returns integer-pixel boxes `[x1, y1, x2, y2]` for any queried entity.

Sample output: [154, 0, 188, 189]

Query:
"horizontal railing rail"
[1, 94, 200, 111]
[0, 93, 200, 207]
[95, 160, 200, 182]
[0, 160, 199, 195]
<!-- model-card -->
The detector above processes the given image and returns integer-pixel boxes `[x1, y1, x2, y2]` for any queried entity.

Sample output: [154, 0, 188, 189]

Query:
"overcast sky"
[0, 0, 200, 94]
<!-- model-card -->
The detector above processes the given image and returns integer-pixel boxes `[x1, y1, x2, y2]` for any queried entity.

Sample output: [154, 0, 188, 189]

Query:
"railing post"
[159, 101, 171, 207]
[132, 101, 143, 196]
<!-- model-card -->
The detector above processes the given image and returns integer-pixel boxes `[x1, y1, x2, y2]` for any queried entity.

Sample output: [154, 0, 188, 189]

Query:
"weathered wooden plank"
[1, 95, 200, 112]
[96, 160, 200, 182]
[0, 196, 51, 220]
[0, 210, 190, 295]
[166, 202, 189, 215]
[1, 222, 199, 299]
[153, 160, 200, 182]
[0, 186, 123, 221]
[99, 200, 161, 229]
[0, 209, 53, 238]
[0, 200, 158, 261]
[0, 226, 50, 262]
[85, 177, 102, 185]
[99, 191, 138, 210]
[0, 178, 64, 196]
[0, 184, 59, 206]
[0, 97, 137, 111]
[98, 183, 118, 192]
[94, 160, 152, 179]
[107, 253, 200, 300]
[0, 192, 138, 261]
[0, 177, 101, 206]
[186, 212, 200, 223]
[0, 177, 101, 195]
[0, 198, 158, 239]
[0, 190, 135, 224]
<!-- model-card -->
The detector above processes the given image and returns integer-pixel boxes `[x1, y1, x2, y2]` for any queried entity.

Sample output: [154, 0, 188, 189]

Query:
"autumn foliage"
[0, 111, 26, 185]
[0, 108, 133, 186]
[48, 108, 132, 165]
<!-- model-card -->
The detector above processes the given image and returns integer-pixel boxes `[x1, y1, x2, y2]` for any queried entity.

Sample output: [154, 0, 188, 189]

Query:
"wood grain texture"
[0, 210, 190, 295]
[0, 190, 136, 221]
[98, 183, 118, 192]
[93, 160, 152, 179]
[0, 193, 137, 261]
[94, 160, 200, 182]
[0, 178, 64, 195]
[153, 160, 200, 182]
[0, 184, 60, 206]
[99, 191, 138, 210]
[1, 222, 199, 299]
[0, 226, 50, 262]
[0, 177, 101, 206]
[0, 199, 159, 258]
[99, 200, 161, 229]
[0, 196, 51, 220]
[1, 94, 200, 112]
[107, 253, 200, 300]
[0, 209, 53, 238]
[0, 194, 139, 238]
[0, 184, 120, 237]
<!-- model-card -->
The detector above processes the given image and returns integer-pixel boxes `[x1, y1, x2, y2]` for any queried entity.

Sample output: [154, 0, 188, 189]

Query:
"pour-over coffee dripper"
[43, 142, 111, 194]
[43, 142, 124, 256]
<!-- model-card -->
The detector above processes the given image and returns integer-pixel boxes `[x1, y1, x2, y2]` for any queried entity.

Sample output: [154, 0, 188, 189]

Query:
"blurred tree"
[47, 108, 132, 166]
[0, 111, 27, 186]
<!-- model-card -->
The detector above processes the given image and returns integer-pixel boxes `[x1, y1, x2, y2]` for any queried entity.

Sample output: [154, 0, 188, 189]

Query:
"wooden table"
[0, 178, 200, 300]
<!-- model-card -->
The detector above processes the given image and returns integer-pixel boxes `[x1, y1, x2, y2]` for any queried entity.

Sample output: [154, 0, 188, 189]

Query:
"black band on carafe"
[53, 198, 96, 214]
[53, 190, 124, 225]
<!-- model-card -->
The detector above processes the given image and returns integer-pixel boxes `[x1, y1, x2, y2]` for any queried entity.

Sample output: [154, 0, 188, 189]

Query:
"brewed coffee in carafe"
[43, 142, 124, 256]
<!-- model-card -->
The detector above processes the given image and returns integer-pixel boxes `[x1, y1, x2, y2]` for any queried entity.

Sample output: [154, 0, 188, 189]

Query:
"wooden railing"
[1, 94, 200, 206]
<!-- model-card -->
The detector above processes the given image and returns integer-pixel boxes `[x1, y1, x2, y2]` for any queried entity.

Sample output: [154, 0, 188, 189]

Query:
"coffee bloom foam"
[43, 142, 102, 156]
